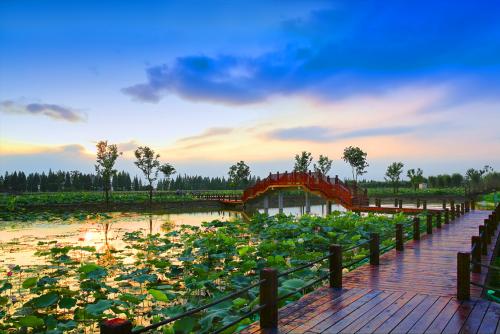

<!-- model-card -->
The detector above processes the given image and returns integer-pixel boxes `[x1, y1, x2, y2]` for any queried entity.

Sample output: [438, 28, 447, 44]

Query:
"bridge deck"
[240, 211, 500, 333]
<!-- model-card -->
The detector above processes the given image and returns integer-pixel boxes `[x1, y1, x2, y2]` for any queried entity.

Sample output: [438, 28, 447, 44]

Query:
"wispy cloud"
[0, 100, 86, 122]
[177, 127, 234, 143]
[269, 125, 417, 142]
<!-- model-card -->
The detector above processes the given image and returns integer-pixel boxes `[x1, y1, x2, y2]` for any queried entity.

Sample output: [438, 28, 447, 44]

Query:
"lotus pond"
[0, 207, 411, 333]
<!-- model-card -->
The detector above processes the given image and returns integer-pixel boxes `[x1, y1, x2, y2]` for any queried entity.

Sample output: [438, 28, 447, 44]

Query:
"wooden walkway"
[240, 210, 500, 333]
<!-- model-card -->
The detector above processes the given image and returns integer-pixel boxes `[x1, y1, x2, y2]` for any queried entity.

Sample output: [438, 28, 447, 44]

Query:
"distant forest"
[0, 170, 261, 193]
[1, 170, 498, 194]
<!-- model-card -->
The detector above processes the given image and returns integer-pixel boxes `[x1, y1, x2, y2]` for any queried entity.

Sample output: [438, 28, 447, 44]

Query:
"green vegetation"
[342, 146, 369, 182]
[0, 212, 411, 333]
[366, 187, 465, 198]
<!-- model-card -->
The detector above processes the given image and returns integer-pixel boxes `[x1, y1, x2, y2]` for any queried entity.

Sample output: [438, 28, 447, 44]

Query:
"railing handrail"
[131, 279, 265, 333]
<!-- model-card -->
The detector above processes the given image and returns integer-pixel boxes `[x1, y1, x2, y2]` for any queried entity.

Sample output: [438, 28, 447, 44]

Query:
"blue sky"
[1, 0, 499, 179]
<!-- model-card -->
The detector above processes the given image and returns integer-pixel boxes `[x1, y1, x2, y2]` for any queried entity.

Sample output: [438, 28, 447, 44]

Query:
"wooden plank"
[407, 295, 451, 333]
[356, 292, 419, 334]
[295, 290, 383, 333]
[384, 295, 439, 333]
[442, 300, 477, 334]
[477, 302, 500, 334]
[459, 299, 490, 334]
[320, 291, 395, 333]
[281, 288, 373, 333]
[338, 291, 404, 333]
[424, 297, 463, 333]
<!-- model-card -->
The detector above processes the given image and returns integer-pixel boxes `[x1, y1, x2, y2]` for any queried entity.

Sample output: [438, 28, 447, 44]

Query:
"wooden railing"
[457, 203, 500, 300]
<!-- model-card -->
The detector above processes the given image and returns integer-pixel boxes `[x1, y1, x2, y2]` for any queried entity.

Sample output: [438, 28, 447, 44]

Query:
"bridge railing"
[241, 171, 366, 208]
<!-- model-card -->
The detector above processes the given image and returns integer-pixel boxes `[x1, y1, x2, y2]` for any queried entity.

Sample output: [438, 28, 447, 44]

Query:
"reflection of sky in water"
[0, 201, 450, 266]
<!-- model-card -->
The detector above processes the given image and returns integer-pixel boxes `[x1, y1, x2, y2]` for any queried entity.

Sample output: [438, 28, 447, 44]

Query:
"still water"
[0, 205, 341, 266]
[0, 201, 446, 266]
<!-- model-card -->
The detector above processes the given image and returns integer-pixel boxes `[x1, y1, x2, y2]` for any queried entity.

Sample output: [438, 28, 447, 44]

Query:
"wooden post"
[445, 209, 450, 224]
[396, 224, 404, 251]
[260, 268, 278, 329]
[413, 216, 420, 240]
[326, 200, 332, 215]
[329, 244, 342, 288]
[423, 200, 427, 210]
[426, 214, 433, 234]
[485, 219, 491, 242]
[370, 233, 380, 265]
[376, 198, 381, 208]
[456, 205, 461, 218]
[471, 200, 476, 210]
[461, 203, 465, 215]
[457, 252, 470, 300]
[417, 198, 421, 208]
[479, 225, 487, 255]
[100, 319, 133, 334]
[471, 236, 481, 273]
[436, 212, 442, 228]
[442, 199, 446, 209]
[465, 201, 470, 213]
[450, 205, 455, 221]
[398, 199, 403, 209]
[394, 198, 398, 207]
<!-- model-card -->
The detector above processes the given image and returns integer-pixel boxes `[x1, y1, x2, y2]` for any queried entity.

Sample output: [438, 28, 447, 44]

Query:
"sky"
[1, 0, 499, 180]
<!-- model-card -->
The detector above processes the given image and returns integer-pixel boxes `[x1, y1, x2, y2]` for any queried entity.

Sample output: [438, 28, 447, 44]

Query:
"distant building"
[419, 183, 428, 190]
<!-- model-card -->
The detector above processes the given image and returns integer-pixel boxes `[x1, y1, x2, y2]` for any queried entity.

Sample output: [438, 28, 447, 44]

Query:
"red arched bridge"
[194, 171, 446, 214]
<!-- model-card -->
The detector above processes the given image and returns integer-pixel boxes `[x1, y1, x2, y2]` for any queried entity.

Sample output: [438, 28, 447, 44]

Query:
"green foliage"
[228, 161, 251, 188]
[294, 151, 313, 173]
[385, 162, 404, 194]
[342, 146, 369, 182]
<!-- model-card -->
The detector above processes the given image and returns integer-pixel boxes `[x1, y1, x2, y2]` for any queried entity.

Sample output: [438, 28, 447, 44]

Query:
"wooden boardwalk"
[240, 210, 500, 333]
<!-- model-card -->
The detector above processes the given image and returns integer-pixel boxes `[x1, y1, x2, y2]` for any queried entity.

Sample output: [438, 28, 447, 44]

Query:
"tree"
[385, 162, 404, 194]
[95, 141, 121, 205]
[159, 163, 176, 190]
[134, 146, 161, 204]
[342, 146, 369, 182]
[407, 168, 424, 191]
[294, 151, 313, 173]
[451, 173, 464, 188]
[228, 161, 251, 188]
[314, 155, 333, 175]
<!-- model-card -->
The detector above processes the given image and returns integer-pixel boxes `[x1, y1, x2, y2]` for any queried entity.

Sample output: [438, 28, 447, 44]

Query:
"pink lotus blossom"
[7, 271, 13, 277]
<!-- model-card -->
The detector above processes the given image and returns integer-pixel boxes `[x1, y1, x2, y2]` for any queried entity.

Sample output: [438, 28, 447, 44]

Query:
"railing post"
[461, 203, 465, 215]
[465, 201, 470, 213]
[423, 200, 427, 210]
[479, 225, 487, 255]
[471, 236, 481, 273]
[436, 212, 442, 228]
[417, 198, 421, 208]
[457, 252, 470, 300]
[329, 244, 342, 288]
[394, 198, 398, 207]
[396, 224, 404, 251]
[471, 200, 476, 210]
[485, 219, 491, 242]
[100, 319, 133, 334]
[426, 214, 433, 234]
[370, 233, 380, 265]
[442, 199, 446, 209]
[455, 204, 461, 218]
[450, 205, 455, 221]
[413, 216, 420, 240]
[445, 209, 450, 224]
[260, 268, 278, 329]
[398, 199, 403, 209]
